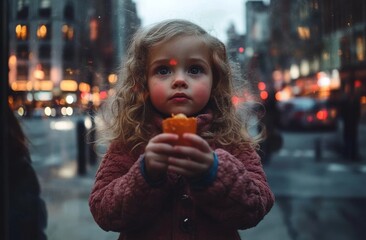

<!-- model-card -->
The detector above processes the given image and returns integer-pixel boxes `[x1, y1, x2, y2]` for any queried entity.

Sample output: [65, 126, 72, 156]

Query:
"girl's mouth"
[169, 93, 190, 103]
[171, 97, 189, 103]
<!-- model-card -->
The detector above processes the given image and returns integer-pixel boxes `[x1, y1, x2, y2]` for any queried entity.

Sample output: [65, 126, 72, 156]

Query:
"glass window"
[37, 23, 51, 40]
[64, 3, 74, 20]
[16, 64, 29, 79]
[62, 24, 74, 41]
[39, 43, 51, 59]
[17, 0, 29, 19]
[15, 24, 29, 40]
[38, 0, 51, 18]
[62, 43, 74, 62]
[16, 44, 29, 59]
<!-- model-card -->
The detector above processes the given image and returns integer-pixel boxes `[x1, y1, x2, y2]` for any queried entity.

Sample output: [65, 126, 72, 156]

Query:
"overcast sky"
[133, 0, 250, 43]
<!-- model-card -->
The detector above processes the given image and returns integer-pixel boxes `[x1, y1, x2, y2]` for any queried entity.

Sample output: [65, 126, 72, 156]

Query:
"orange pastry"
[162, 113, 197, 146]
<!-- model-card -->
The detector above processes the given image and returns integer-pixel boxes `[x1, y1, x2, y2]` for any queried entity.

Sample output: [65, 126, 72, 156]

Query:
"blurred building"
[111, 0, 141, 65]
[320, 0, 366, 99]
[226, 23, 246, 63]
[9, 0, 90, 115]
[244, 1, 272, 102]
[246, 1, 270, 54]
[241, 0, 366, 104]
[8, 0, 140, 117]
[86, 0, 140, 106]
[226, 23, 248, 101]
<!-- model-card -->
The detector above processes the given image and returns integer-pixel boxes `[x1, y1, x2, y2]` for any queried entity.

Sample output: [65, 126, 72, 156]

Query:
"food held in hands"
[162, 113, 197, 145]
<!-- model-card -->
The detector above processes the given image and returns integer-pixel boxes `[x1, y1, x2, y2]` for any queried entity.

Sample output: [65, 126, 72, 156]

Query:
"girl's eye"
[188, 65, 204, 74]
[156, 66, 171, 75]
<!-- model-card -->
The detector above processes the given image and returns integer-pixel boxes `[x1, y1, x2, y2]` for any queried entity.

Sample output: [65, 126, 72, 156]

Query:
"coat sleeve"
[88, 144, 170, 232]
[191, 146, 275, 230]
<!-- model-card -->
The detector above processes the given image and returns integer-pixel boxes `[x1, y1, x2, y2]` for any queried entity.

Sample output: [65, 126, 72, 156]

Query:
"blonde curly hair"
[97, 19, 262, 154]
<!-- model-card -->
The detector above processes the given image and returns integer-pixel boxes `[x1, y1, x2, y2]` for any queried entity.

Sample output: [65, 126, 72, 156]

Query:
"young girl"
[89, 19, 274, 240]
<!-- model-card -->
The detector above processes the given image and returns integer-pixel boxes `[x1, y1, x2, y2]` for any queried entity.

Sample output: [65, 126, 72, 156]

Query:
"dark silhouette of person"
[7, 104, 48, 240]
[340, 84, 361, 160]
[258, 90, 282, 164]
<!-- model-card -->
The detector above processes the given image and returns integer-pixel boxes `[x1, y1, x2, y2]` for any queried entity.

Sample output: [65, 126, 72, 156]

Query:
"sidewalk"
[37, 124, 366, 240]
[239, 124, 366, 240]
[38, 162, 119, 240]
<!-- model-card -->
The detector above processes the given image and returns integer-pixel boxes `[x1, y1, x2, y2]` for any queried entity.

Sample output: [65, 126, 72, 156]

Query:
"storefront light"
[65, 94, 75, 104]
[300, 60, 310, 76]
[108, 74, 118, 84]
[290, 64, 300, 79]
[317, 72, 330, 87]
[60, 80, 78, 91]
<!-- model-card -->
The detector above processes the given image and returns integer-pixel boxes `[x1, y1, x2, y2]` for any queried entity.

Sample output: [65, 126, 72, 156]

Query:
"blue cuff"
[139, 157, 166, 187]
[190, 152, 219, 190]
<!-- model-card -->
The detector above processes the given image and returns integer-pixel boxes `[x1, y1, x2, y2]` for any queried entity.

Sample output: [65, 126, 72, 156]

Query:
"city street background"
[20, 115, 366, 240]
[4, 0, 366, 239]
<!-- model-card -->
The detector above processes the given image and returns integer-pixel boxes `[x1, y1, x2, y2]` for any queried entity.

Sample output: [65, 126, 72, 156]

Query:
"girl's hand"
[144, 133, 178, 181]
[167, 133, 214, 179]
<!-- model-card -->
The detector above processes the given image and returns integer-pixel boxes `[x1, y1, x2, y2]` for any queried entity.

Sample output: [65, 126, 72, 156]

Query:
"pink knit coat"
[89, 112, 274, 240]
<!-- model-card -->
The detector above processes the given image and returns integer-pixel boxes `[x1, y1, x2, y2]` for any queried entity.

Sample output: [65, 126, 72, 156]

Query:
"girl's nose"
[172, 73, 188, 89]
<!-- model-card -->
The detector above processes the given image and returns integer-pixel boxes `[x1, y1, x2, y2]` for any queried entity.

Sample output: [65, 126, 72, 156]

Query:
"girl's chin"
[153, 105, 203, 118]
[168, 110, 193, 117]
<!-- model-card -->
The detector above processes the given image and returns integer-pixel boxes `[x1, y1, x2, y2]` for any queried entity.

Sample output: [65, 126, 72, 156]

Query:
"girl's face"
[147, 36, 213, 117]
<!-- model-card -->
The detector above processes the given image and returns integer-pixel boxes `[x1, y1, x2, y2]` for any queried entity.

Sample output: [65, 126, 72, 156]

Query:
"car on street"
[277, 97, 338, 131]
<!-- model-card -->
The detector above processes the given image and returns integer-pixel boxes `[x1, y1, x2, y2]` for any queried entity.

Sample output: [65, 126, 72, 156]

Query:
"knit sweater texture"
[89, 112, 274, 240]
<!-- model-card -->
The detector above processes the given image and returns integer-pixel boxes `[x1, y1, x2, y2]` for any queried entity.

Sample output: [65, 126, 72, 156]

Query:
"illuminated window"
[37, 24, 51, 40]
[356, 36, 365, 62]
[89, 19, 98, 41]
[62, 24, 74, 41]
[15, 24, 28, 40]
[297, 26, 311, 40]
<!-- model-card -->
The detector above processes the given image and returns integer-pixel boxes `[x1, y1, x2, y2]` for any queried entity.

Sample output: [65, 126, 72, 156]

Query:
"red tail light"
[316, 109, 328, 120]
[307, 115, 314, 122]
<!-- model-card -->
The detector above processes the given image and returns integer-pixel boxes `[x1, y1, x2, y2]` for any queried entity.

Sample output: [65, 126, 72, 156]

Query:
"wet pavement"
[241, 123, 366, 240]
[22, 117, 366, 240]
[242, 160, 366, 240]
[37, 154, 366, 240]
[37, 161, 119, 240]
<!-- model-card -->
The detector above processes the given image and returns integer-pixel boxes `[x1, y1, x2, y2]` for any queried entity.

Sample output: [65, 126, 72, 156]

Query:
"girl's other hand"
[144, 133, 178, 181]
[167, 133, 214, 179]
